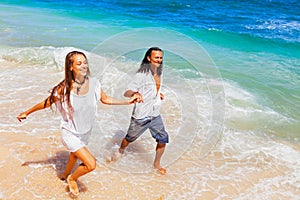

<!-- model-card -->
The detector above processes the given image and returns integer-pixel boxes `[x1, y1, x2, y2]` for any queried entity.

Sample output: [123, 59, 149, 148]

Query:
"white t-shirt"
[127, 72, 162, 119]
[55, 77, 101, 134]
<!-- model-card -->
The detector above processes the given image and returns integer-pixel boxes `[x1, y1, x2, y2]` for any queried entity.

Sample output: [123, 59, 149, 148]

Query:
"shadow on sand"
[21, 150, 88, 197]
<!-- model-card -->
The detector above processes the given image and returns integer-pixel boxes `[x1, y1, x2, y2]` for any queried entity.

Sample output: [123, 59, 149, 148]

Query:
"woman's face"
[70, 54, 88, 77]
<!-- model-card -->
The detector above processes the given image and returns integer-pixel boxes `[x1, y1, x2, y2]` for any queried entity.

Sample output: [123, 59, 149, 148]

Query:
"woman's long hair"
[45, 51, 90, 113]
[137, 47, 163, 76]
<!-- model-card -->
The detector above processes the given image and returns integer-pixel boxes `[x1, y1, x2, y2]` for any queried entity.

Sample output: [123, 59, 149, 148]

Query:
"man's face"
[148, 50, 163, 68]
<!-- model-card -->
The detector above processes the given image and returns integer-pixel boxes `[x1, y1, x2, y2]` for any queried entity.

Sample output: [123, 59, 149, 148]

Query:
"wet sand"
[0, 129, 298, 199]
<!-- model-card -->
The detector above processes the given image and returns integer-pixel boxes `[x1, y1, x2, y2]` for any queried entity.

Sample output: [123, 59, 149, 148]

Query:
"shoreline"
[0, 130, 299, 199]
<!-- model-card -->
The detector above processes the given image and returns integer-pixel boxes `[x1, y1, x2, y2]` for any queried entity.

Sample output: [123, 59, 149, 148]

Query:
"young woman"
[17, 51, 141, 196]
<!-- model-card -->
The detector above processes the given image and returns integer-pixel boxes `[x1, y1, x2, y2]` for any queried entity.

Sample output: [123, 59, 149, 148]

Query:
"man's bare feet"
[154, 166, 167, 175]
[118, 148, 125, 154]
[111, 150, 123, 161]
[67, 175, 79, 196]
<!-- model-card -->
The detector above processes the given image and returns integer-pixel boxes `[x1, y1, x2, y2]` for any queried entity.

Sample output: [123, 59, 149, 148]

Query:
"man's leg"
[119, 138, 130, 154]
[153, 143, 167, 174]
[119, 117, 150, 154]
[149, 115, 169, 174]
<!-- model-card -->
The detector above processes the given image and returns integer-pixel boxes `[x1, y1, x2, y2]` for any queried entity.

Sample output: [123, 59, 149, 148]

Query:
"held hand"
[160, 93, 165, 100]
[17, 112, 28, 122]
[129, 92, 144, 104]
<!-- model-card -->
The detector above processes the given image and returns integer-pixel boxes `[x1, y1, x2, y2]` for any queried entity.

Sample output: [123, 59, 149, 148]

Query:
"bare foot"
[111, 150, 122, 161]
[59, 173, 69, 181]
[67, 175, 79, 196]
[154, 166, 167, 175]
[119, 148, 124, 154]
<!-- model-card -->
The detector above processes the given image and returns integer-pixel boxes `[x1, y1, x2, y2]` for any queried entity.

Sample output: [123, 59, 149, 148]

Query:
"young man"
[119, 47, 169, 174]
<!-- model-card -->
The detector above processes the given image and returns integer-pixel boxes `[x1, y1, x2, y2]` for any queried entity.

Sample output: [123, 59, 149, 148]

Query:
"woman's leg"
[61, 152, 77, 180]
[71, 147, 96, 179]
[67, 147, 96, 195]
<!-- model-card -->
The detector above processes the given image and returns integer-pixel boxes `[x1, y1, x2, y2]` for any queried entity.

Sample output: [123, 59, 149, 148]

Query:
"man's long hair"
[137, 47, 163, 76]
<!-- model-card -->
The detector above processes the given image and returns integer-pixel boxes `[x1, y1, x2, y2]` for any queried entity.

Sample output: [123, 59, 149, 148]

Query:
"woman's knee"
[91, 158, 97, 170]
[75, 147, 97, 171]
[85, 157, 96, 171]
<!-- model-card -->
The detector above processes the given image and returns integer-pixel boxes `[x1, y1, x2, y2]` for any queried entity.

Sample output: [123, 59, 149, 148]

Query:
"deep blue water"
[2, 0, 300, 43]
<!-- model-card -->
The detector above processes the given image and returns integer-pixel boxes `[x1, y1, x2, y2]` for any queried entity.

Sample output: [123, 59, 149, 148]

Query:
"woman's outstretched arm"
[100, 89, 142, 105]
[17, 96, 53, 122]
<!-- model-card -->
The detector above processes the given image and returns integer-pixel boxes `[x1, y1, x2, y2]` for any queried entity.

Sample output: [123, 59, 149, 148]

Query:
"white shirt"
[55, 77, 101, 134]
[127, 72, 162, 119]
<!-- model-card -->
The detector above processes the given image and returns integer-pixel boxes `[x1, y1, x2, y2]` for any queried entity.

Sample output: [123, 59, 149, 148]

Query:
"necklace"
[74, 76, 87, 94]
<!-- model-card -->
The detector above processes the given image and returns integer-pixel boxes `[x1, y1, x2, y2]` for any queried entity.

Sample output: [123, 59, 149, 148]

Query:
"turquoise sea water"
[1, 0, 299, 139]
[0, 1, 300, 199]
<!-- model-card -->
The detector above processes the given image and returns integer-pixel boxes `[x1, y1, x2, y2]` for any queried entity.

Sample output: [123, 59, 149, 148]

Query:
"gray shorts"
[125, 115, 169, 144]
